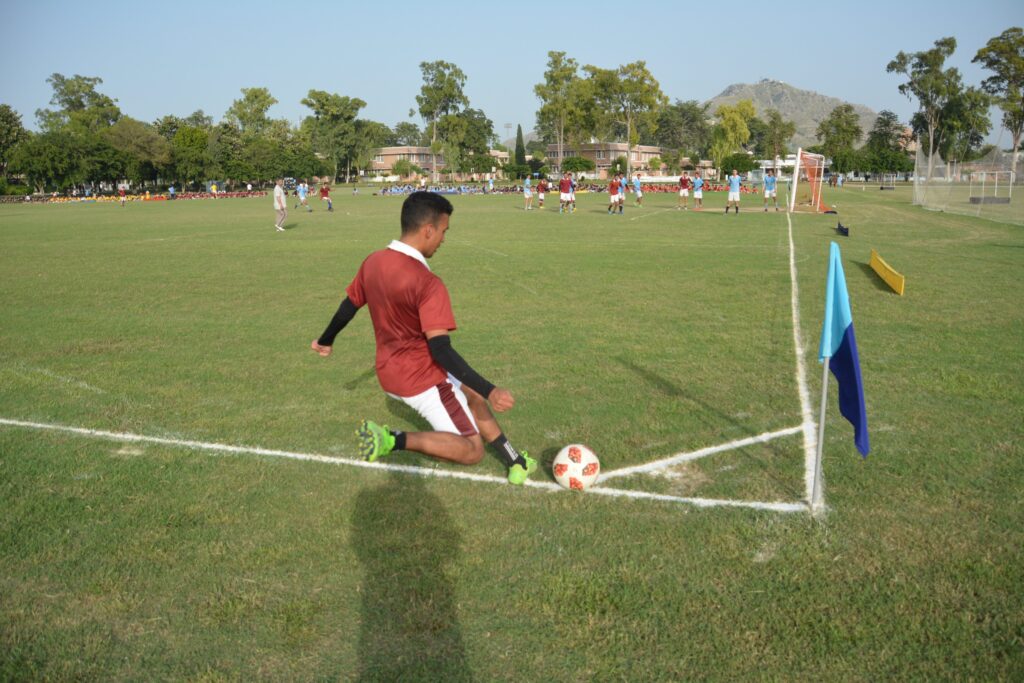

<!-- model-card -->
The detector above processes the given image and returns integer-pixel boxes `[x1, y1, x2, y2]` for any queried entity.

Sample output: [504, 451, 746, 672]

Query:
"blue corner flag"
[818, 242, 869, 456]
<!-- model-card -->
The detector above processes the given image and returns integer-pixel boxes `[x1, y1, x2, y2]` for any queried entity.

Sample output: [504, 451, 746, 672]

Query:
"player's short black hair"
[401, 191, 454, 234]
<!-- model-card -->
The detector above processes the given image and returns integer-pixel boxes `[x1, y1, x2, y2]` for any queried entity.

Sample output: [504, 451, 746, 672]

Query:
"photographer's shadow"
[352, 472, 472, 682]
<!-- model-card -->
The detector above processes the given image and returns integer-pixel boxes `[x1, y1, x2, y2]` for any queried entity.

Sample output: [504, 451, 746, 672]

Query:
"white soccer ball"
[552, 444, 601, 491]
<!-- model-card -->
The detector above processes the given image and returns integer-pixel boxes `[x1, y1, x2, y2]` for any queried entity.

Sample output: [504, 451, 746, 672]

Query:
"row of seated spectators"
[32, 191, 268, 203]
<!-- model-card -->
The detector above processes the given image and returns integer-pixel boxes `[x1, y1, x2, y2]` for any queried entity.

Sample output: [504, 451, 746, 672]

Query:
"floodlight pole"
[811, 356, 830, 511]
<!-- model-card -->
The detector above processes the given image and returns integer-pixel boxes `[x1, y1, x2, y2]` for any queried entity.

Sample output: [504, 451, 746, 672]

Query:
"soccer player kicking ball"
[310, 191, 537, 484]
[763, 169, 779, 211]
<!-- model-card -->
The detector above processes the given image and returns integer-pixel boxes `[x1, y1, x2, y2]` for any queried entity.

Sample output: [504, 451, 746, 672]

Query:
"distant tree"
[414, 61, 469, 181]
[224, 87, 278, 135]
[35, 73, 121, 133]
[932, 86, 992, 162]
[647, 156, 663, 173]
[865, 110, 913, 173]
[708, 132, 732, 179]
[762, 109, 797, 163]
[721, 152, 758, 174]
[184, 110, 213, 129]
[560, 156, 595, 173]
[609, 155, 628, 176]
[171, 125, 212, 187]
[973, 27, 1024, 173]
[715, 100, 757, 153]
[393, 121, 423, 146]
[584, 61, 667, 177]
[653, 100, 712, 157]
[103, 117, 171, 184]
[887, 37, 962, 179]
[816, 104, 863, 168]
[0, 104, 28, 181]
[301, 89, 366, 181]
[534, 51, 584, 171]
[514, 124, 527, 165]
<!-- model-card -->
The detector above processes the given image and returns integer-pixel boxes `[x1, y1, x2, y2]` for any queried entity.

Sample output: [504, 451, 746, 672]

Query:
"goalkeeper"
[310, 191, 536, 484]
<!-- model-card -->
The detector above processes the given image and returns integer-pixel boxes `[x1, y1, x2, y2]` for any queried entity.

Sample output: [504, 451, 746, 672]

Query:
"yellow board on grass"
[870, 249, 905, 295]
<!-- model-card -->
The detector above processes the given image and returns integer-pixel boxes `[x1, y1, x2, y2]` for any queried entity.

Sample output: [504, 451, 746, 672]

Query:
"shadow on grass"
[352, 472, 472, 682]
[853, 261, 896, 293]
[343, 367, 376, 391]
[614, 355, 802, 499]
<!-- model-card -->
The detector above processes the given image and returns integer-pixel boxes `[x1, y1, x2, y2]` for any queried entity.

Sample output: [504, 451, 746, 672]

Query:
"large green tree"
[887, 37, 963, 179]
[392, 121, 423, 146]
[762, 109, 797, 163]
[816, 104, 864, 172]
[0, 104, 28, 181]
[652, 100, 712, 160]
[171, 126, 212, 187]
[301, 90, 366, 181]
[224, 87, 278, 135]
[414, 61, 469, 180]
[103, 117, 171, 184]
[534, 51, 584, 172]
[584, 61, 666, 177]
[973, 27, 1024, 174]
[35, 73, 121, 134]
[864, 110, 913, 174]
[514, 124, 526, 166]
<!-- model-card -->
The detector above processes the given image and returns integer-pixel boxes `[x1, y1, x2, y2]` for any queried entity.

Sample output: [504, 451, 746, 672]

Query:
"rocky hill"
[705, 79, 878, 149]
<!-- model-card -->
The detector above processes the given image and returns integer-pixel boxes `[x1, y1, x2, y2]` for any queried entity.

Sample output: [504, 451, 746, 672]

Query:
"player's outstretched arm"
[425, 330, 511, 409]
[312, 297, 360, 357]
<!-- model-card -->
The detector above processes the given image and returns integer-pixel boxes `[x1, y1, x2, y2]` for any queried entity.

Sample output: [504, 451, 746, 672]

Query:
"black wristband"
[427, 335, 495, 398]
[318, 297, 359, 346]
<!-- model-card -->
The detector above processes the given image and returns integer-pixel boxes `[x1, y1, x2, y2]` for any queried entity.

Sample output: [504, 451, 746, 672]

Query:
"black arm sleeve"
[317, 297, 359, 346]
[427, 335, 495, 399]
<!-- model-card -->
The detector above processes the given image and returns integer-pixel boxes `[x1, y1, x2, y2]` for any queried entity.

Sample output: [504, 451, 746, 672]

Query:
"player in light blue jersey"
[693, 173, 705, 210]
[763, 169, 779, 212]
[617, 173, 625, 214]
[523, 176, 533, 210]
[633, 175, 643, 206]
[726, 170, 741, 214]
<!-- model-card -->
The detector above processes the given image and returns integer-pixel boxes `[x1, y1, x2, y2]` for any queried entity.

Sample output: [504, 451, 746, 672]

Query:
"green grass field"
[2, 185, 1022, 680]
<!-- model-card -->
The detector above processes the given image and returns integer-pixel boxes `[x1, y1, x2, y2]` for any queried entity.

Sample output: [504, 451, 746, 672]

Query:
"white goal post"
[789, 148, 826, 212]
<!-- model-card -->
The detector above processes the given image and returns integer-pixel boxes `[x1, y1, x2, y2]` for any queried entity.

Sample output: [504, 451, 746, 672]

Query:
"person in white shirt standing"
[274, 178, 287, 232]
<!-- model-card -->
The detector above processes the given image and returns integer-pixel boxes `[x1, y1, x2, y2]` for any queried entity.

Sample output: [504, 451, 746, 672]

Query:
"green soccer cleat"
[507, 451, 537, 485]
[356, 419, 395, 461]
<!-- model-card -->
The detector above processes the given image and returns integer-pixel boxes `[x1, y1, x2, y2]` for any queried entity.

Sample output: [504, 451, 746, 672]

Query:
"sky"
[2, 0, 1022, 145]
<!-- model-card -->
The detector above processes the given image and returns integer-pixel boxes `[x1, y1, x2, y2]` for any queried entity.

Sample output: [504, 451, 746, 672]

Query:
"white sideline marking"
[786, 211, 820, 504]
[599, 426, 803, 480]
[628, 208, 672, 221]
[0, 417, 804, 513]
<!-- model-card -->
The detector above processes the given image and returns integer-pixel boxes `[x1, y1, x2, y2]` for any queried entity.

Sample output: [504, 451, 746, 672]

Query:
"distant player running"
[310, 192, 536, 484]
[537, 178, 548, 209]
[320, 183, 333, 212]
[763, 169, 779, 212]
[607, 175, 620, 214]
[617, 173, 626, 214]
[297, 181, 312, 212]
[633, 175, 643, 206]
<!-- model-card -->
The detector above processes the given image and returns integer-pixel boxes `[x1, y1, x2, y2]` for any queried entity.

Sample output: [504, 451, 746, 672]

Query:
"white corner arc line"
[599, 426, 803, 481]
[786, 211, 820, 504]
[0, 417, 805, 513]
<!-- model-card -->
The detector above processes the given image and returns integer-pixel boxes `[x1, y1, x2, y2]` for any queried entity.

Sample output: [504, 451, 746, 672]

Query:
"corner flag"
[818, 242, 869, 456]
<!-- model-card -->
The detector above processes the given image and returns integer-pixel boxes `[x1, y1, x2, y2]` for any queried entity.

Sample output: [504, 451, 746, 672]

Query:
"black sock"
[391, 430, 406, 451]
[489, 433, 525, 467]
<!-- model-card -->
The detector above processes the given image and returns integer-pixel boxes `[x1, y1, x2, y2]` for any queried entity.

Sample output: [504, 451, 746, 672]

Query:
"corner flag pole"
[811, 357, 830, 510]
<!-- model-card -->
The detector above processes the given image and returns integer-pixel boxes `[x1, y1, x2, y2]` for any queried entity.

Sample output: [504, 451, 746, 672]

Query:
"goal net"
[913, 144, 1023, 226]
[789, 149, 828, 213]
[881, 173, 897, 190]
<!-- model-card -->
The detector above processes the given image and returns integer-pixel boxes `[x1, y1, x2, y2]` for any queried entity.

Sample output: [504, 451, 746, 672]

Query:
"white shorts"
[560, 192, 572, 202]
[538, 192, 545, 201]
[609, 194, 620, 203]
[764, 189, 777, 198]
[635, 190, 643, 198]
[387, 375, 479, 437]
[679, 189, 689, 197]
[524, 190, 532, 198]
[728, 191, 740, 202]
[694, 190, 703, 199]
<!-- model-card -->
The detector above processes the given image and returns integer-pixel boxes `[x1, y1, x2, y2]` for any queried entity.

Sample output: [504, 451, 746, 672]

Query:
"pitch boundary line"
[0, 417, 805, 513]
[600, 426, 803, 480]
[786, 211, 820, 505]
